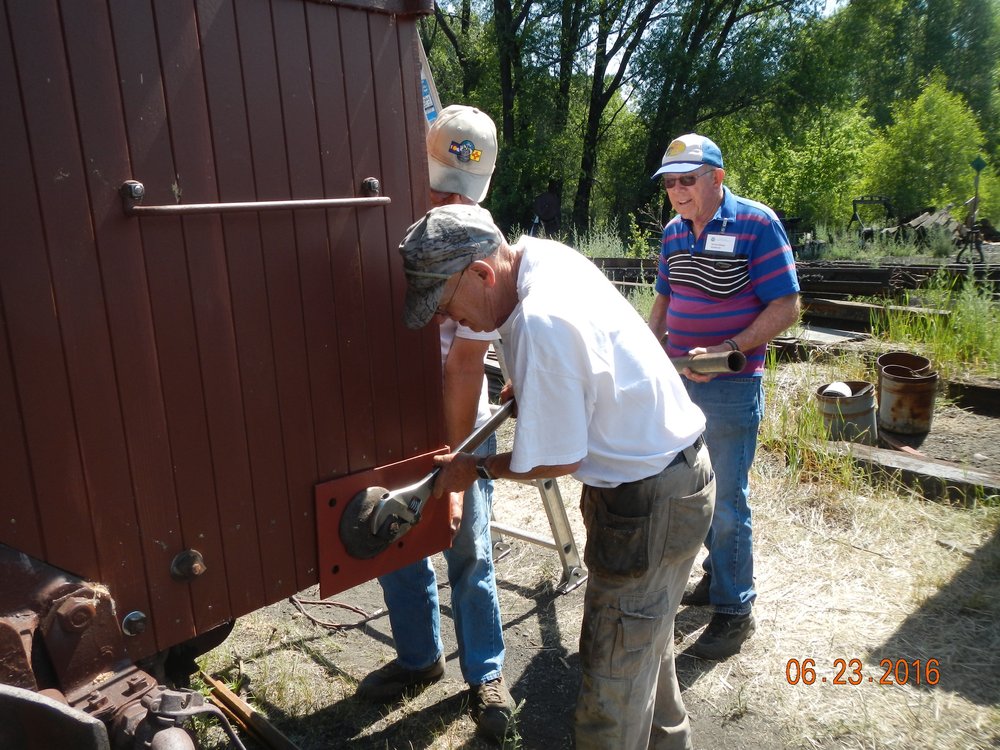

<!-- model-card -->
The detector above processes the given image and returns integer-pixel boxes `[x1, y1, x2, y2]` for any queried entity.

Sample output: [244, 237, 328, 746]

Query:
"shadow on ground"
[873, 522, 1000, 706]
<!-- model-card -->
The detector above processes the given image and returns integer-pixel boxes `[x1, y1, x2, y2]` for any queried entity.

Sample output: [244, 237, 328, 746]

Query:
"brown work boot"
[356, 656, 445, 702]
[471, 675, 515, 743]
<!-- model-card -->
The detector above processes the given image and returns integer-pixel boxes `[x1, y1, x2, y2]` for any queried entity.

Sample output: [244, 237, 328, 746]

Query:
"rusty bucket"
[875, 350, 932, 405]
[877, 364, 939, 434]
[875, 351, 932, 375]
[815, 381, 878, 445]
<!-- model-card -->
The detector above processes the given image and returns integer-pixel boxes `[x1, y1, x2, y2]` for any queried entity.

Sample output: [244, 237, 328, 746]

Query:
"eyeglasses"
[662, 169, 714, 190]
[434, 270, 465, 318]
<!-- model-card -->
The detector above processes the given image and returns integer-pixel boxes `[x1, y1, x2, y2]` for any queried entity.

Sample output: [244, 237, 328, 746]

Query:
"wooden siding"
[0, 0, 441, 660]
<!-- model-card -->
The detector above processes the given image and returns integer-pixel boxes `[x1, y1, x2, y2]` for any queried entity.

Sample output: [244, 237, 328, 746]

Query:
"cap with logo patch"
[427, 105, 498, 203]
[651, 133, 724, 177]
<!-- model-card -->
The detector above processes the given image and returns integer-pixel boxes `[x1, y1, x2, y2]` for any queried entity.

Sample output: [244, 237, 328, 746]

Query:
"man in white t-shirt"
[396, 203, 716, 750]
[357, 106, 513, 743]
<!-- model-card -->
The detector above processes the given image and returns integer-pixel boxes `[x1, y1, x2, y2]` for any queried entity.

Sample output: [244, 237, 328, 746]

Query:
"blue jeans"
[683, 377, 763, 616]
[378, 435, 504, 685]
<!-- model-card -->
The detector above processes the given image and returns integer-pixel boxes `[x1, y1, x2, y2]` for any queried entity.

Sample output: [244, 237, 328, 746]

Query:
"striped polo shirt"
[654, 186, 800, 376]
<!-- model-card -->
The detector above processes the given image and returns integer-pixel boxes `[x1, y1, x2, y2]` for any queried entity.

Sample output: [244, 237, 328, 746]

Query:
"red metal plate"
[315, 447, 451, 598]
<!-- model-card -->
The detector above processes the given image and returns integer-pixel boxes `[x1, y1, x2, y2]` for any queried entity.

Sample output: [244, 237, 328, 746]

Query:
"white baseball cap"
[427, 105, 498, 203]
[651, 133, 724, 177]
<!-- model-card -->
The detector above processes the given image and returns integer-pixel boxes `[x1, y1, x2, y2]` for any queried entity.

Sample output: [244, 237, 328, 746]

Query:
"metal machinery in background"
[0, 0, 446, 747]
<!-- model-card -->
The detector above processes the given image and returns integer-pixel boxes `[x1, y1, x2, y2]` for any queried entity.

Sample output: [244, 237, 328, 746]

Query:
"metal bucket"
[877, 365, 939, 434]
[876, 350, 933, 414]
[815, 381, 878, 445]
[876, 351, 932, 375]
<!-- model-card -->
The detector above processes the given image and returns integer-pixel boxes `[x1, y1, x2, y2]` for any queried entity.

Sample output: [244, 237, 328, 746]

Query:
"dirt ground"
[198, 367, 1000, 750]
[190, 247, 1000, 749]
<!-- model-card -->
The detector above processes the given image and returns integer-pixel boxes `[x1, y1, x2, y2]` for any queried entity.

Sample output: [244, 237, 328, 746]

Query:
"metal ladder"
[486, 345, 587, 594]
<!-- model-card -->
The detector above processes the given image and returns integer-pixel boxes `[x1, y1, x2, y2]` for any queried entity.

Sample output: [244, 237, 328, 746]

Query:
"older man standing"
[648, 133, 800, 660]
[397, 203, 716, 750]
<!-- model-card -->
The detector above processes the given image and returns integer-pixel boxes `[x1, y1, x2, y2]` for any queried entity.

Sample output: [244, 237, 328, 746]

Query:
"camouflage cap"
[398, 204, 503, 329]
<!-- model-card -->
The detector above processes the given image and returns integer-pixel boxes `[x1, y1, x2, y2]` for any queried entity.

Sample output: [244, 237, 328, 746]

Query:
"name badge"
[705, 233, 736, 254]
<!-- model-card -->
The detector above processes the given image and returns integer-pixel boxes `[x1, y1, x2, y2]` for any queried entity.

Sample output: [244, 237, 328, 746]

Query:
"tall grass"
[759, 350, 872, 488]
[575, 225, 630, 258]
[872, 271, 1000, 379]
[625, 284, 656, 321]
[813, 225, 958, 262]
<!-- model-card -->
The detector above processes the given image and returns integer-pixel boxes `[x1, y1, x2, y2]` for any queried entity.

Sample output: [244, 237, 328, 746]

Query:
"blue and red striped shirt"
[654, 187, 800, 376]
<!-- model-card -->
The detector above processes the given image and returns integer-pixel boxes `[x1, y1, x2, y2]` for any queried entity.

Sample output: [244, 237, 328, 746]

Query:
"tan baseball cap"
[427, 105, 498, 203]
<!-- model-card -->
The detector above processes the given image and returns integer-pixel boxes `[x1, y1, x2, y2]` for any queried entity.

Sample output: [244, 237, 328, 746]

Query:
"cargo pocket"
[582, 592, 671, 680]
[584, 502, 650, 579]
[661, 477, 715, 564]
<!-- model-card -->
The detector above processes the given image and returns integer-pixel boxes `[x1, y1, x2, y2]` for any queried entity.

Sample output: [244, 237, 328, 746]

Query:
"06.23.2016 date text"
[785, 658, 940, 686]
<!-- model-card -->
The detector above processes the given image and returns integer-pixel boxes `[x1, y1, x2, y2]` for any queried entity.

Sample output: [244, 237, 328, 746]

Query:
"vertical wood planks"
[0, 0, 442, 661]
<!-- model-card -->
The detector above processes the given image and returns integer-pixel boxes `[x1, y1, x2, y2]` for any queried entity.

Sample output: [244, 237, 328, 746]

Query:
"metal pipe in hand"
[670, 350, 747, 374]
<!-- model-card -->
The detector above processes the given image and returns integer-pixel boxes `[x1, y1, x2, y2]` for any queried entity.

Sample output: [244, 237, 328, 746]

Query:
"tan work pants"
[575, 444, 715, 750]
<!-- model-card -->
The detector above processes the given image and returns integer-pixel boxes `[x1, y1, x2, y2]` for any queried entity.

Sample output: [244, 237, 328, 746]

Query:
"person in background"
[648, 133, 800, 660]
[397, 203, 715, 750]
[355, 105, 514, 743]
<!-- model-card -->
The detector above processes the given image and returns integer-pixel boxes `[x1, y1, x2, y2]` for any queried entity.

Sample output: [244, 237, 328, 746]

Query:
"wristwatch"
[476, 456, 496, 481]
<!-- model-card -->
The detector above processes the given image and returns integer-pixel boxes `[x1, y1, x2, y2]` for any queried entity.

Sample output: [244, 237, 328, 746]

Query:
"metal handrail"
[120, 179, 389, 216]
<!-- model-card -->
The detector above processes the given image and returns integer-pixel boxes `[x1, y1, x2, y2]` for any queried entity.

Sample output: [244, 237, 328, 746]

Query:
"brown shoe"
[356, 656, 445, 701]
[471, 676, 515, 742]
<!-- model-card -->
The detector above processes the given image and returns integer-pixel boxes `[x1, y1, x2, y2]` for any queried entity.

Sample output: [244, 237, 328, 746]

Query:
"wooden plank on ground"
[803, 297, 949, 326]
[821, 441, 1000, 504]
[797, 324, 870, 345]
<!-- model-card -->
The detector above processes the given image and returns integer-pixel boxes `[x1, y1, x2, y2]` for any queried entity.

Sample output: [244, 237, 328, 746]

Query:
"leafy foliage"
[712, 103, 875, 228]
[863, 75, 996, 219]
[419, 0, 999, 237]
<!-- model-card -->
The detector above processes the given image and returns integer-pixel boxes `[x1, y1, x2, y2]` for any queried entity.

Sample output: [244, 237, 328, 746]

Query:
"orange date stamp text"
[785, 658, 940, 686]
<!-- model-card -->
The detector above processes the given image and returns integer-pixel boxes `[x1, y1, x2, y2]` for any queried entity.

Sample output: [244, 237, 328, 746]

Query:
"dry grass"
[196, 357, 1000, 750]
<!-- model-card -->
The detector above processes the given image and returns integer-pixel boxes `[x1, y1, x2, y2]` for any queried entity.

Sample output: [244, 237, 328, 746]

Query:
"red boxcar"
[0, 0, 445, 746]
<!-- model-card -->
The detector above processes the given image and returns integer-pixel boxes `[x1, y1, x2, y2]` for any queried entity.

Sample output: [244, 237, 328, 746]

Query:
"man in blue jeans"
[648, 133, 800, 660]
[356, 106, 513, 742]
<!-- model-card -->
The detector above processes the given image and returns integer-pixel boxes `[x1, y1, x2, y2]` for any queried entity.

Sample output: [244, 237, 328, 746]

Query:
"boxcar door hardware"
[119, 179, 390, 216]
[121, 611, 148, 637]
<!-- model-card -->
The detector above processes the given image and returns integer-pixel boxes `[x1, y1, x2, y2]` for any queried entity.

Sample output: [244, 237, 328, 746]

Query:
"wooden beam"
[201, 671, 301, 750]
[820, 441, 1000, 505]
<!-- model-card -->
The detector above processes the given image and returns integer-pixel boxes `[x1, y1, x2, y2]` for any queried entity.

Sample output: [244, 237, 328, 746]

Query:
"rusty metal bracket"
[119, 179, 390, 216]
[136, 687, 247, 750]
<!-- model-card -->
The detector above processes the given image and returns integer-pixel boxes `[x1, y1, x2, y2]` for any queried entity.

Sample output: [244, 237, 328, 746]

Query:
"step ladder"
[485, 345, 587, 595]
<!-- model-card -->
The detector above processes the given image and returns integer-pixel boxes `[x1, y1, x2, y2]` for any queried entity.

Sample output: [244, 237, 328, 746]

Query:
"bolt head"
[56, 598, 96, 632]
[122, 610, 148, 636]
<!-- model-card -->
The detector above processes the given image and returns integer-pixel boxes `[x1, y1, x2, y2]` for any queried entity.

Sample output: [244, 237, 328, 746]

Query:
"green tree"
[832, 0, 1000, 155]
[713, 102, 875, 227]
[636, 0, 819, 213]
[864, 75, 993, 220]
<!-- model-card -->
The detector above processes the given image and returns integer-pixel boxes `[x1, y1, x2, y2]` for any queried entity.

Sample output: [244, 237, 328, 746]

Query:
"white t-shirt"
[439, 319, 498, 431]
[498, 236, 705, 488]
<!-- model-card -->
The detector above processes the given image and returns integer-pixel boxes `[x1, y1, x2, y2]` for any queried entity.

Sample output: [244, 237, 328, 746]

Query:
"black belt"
[667, 434, 704, 468]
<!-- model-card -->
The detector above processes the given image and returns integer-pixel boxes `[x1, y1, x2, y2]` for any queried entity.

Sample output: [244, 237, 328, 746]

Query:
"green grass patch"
[871, 271, 1000, 379]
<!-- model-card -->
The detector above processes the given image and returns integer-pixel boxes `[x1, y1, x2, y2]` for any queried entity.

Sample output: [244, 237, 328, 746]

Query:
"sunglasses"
[662, 169, 714, 189]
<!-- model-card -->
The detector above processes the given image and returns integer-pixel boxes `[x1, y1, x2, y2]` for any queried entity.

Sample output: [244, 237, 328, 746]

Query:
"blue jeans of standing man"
[378, 435, 504, 685]
[683, 377, 763, 616]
